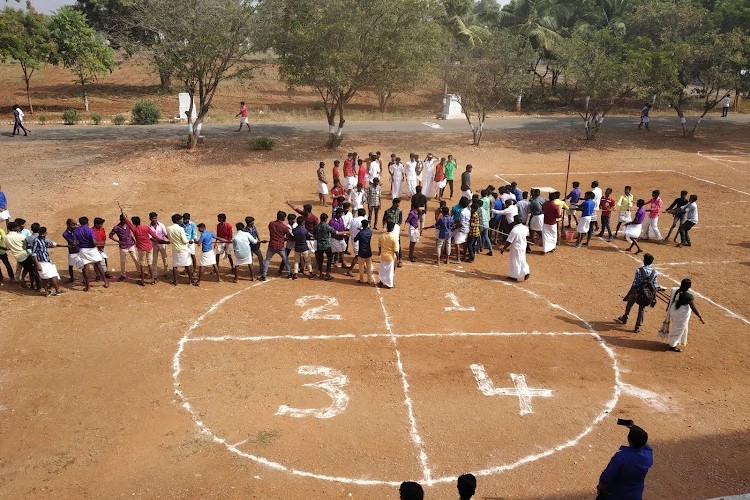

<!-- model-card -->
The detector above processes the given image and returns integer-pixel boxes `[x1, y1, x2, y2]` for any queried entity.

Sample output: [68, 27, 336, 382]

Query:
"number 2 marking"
[276, 366, 349, 419]
[445, 292, 475, 312]
[295, 295, 342, 321]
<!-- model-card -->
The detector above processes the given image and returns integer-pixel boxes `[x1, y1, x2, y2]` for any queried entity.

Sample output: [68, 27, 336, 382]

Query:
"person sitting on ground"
[399, 481, 424, 500]
[458, 473, 477, 500]
[597, 425, 653, 500]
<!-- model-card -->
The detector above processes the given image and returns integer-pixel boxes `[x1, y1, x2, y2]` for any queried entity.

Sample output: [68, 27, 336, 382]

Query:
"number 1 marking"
[276, 366, 349, 419]
[445, 292, 475, 312]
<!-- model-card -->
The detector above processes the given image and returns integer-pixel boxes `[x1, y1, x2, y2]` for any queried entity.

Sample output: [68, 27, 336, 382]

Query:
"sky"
[11, 0, 511, 14]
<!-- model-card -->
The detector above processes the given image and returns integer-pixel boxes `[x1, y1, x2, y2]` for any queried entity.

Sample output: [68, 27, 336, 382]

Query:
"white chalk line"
[374, 281, 433, 484]
[697, 151, 750, 177]
[655, 260, 745, 268]
[184, 331, 592, 342]
[619, 383, 670, 413]
[600, 239, 750, 326]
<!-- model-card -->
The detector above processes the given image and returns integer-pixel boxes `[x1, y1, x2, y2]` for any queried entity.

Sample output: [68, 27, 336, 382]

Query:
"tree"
[556, 27, 648, 139]
[0, 7, 54, 113]
[447, 30, 533, 145]
[129, 0, 255, 149]
[49, 6, 115, 111]
[259, 0, 442, 148]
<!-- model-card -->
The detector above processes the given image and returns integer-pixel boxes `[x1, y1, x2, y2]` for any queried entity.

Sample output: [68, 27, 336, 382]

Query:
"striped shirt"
[31, 237, 56, 263]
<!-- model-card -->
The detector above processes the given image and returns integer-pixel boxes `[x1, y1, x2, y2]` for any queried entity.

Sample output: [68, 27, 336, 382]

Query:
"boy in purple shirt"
[623, 199, 647, 254]
[62, 218, 80, 283]
[73, 216, 109, 290]
[109, 214, 139, 281]
[425, 206, 454, 265]
[564, 181, 581, 228]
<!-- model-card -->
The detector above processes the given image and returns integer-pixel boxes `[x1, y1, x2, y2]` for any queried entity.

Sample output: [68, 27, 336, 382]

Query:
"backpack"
[635, 267, 657, 307]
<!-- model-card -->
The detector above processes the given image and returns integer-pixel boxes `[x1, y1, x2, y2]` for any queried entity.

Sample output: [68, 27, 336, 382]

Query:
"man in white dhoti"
[390, 157, 405, 200]
[501, 216, 530, 282]
[541, 193, 561, 254]
[367, 154, 380, 186]
[30, 226, 64, 295]
[378, 221, 399, 288]
[422, 153, 436, 198]
[405, 154, 418, 197]
[317, 161, 329, 206]
[658, 278, 704, 352]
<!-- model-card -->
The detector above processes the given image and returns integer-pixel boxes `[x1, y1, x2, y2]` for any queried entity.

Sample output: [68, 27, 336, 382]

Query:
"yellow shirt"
[379, 231, 399, 262]
[0, 228, 6, 256]
[553, 199, 569, 221]
[617, 193, 634, 213]
[166, 223, 188, 253]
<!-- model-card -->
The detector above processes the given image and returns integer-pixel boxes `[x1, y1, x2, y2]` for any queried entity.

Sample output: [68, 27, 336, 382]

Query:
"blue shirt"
[0, 191, 7, 209]
[353, 227, 373, 258]
[436, 215, 454, 240]
[493, 198, 504, 221]
[599, 445, 653, 500]
[567, 188, 581, 204]
[513, 188, 522, 201]
[182, 221, 198, 241]
[632, 265, 658, 289]
[581, 199, 596, 217]
[198, 230, 215, 253]
[292, 225, 309, 252]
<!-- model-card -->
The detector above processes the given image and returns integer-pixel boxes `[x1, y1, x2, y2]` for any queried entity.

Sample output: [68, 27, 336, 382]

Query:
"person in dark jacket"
[597, 425, 653, 500]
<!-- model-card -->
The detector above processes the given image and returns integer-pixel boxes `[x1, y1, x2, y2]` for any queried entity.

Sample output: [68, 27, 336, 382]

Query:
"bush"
[131, 100, 161, 125]
[91, 112, 102, 125]
[62, 109, 79, 125]
[112, 114, 126, 125]
[249, 136, 275, 151]
[37, 115, 47, 125]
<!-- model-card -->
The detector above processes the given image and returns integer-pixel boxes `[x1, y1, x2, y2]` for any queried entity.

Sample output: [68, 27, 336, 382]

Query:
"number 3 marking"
[295, 295, 342, 321]
[276, 366, 349, 419]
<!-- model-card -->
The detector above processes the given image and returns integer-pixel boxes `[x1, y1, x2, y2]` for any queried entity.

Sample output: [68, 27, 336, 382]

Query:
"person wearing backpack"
[617, 253, 659, 333]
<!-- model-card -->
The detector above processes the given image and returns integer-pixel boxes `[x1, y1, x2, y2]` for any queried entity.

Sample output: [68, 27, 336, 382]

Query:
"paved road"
[2, 114, 748, 142]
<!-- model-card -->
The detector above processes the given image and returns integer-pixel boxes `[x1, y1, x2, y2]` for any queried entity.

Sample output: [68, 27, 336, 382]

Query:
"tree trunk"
[378, 89, 391, 113]
[25, 77, 33, 114]
[84, 93, 89, 112]
[159, 68, 172, 92]
[516, 93, 523, 113]
[551, 68, 561, 87]
[474, 112, 484, 146]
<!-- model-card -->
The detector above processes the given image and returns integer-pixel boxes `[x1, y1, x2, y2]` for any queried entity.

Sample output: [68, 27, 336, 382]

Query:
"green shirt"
[314, 223, 336, 250]
[444, 160, 457, 181]
[0, 228, 6, 256]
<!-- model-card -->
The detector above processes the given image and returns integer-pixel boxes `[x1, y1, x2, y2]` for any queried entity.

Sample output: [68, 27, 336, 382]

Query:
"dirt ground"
[1, 121, 750, 500]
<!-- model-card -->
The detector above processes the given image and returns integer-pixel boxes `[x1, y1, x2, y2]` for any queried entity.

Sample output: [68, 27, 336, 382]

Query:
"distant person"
[623, 199, 646, 254]
[458, 473, 477, 500]
[617, 253, 658, 333]
[12, 104, 30, 136]
[378, 220, 399, 288]
[597, 425, 653, 500]
[613, 186, 634, 238]
[664, 190, 689, 242]
[722, 94, 731, 117]
[460, 164, 473, 200]
[597, 188, 616, 241]
[641, 190, 663, 242]
[501, 215, 530, 282]
[399, 481, 423, 500]
[676, 194, 699, 248]
[235, 101, 251, 132]
[317, 161, 329, 207]
[658, 278, 705, 352]
[444, 154, 457, 198]
[638, 103, 651, 130]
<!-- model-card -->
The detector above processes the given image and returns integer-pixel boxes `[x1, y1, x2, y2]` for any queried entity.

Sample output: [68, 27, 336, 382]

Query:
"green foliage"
[0, 8, 55, 112]
[62, 109, 80, 125]
[249, 136, 275, 150]
[91, 112, 102, 124]
[49, 6, 116, 110]
[37, 114, 47, 125]
[130, 100, 161, 124]
[112, 114, 126, 125]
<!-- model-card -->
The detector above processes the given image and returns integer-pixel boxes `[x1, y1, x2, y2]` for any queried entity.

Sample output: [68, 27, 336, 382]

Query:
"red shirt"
[294, 209, 319, 233]
[357, 166, 367, 186]
[434, 163, 445, 182]
[240, 104, 248, 117]
[331, 186, 344, 206]
[126, 218, 159, 251]
[600, 197, 615, 216]
[92, 226, 106, 251]
[216, 221, 233, 241]
[332, 165, 340, 182]
[542, 200, 561, 225]
[343, 159, 354, 177]
[268, 220, 290, 251]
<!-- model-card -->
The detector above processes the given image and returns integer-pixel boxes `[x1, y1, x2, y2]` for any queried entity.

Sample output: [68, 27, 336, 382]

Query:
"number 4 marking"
[470, 364, 552, 416]
[295, 295, 342, 321]
[445, 292, 475, 312]
[276, 366, 349, 419]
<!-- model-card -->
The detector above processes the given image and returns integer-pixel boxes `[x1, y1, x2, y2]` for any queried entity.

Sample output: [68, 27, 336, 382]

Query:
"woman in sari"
[658, 278, 705, 352]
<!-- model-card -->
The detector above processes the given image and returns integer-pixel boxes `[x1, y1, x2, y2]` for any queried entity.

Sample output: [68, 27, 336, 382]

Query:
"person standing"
[73, 217, 110, 291]
[389, 157, 405, 200]
[597, 425, 653, 500]
[664, 190, 689, 243]
[426, 205, 454, 266]
[0, 225, 15, 283]
[564, 181, 581, 229]
[317, 162, 329, 207]
[313, 212, 343, 281]
[478, 189, 493, 255]
[357, 158, 367, 190]
[30, 226, 64, 296]
[460, 164, 473, 200]
[676, 194, 698, 248]
[166, 213, 196, 286]
[343, 153, 357, 192]
[444, 155, 457, 199]
[638, 103, 651, 130]
[195, 223, 230, 284]
[329, 207, 348, 268]
[61, 218, 80, 283]
[3, 221, 41, 290]
[109, 214, 140, 281]
[367, 178, 382, 228]
[501, 215, 530, 282]
[641, 190, 664, 242]
[624, 199, 647, 254]
[0, 183, 10, 230]
[410, 185, 428, 235]
[658, 278, 705, 352]
[528, 189, 545, 246]
[243, 216, 265, 271]
[378, 220, 400, 289]
[291, 216, 312, 279]
[614, 186, 634, 238]
[92, 217, 113, 278]
[541, 193, 561, 254]
[617, 253, 658, 333]
[353, 219, 374, 284]
[422, 153, 436, 198]
[149, 212, 169, 277]
[574, 191, 596, 248]
[181, 213, 198, 269]
[261, 211, 292, 281]
[231, 222, 257, 281]
[123, 209, 169, 286]
[451, 197, 470, 262]
[349, 183, 366, 216]
[722, 94, 731, 117]
[12, 105, 30, 136]
[597, 188, 616, 241]
[405, 154, 418, 197]
[434, 158, 446, 200]
[457, 473, 477, 500]
[382, 198, 404, 267]
[591, 180, 603, 233]
[216, 213, 234, 272]
[235, 101, 251, 132]
[286, 202, 319, 254]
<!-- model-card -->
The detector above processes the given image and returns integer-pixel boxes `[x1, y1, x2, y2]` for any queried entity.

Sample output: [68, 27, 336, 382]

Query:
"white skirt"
[172, 250, 192, 268]
[379, 259, 395, 288]
[542, 224, 557, 253]
[618, 211, 632, 223]
[437, 179, 447, 189]
[577, 216, 592, 234]
[306, 240, 317, 253]
[79, 247, 102, 265]
[345, 176, 357, 190]
[0, 209, 10, 221]
[391, 179, 402, 199]
[330, 238, 346, 253]
[508, 248, 530, 280]
[318, 181, 329, 195]
[453, 230, 468, 245]
[530, 214, 544, 232]
[409, 226, 420, 243]
[234, 255, 252, 267]
[39, 261, 60, 280]
[200, 251, 217, 267]
[68, 253, 81, 268]
[216, 242, 232, 258]
[461, 189, 472, 200]
[624, 224, 642, 242]
[187, 242, 196, 255]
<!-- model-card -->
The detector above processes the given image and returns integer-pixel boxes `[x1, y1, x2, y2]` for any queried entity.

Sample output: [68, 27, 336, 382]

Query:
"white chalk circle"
[173, 280, 621, 487]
